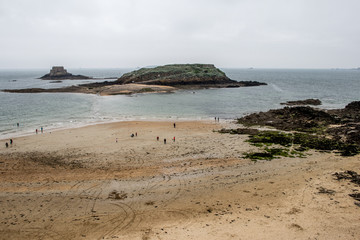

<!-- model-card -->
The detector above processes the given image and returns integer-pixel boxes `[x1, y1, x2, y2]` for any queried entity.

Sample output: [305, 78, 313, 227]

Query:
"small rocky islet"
[40, 66, 91, 80]
[3, 64, 266, 95]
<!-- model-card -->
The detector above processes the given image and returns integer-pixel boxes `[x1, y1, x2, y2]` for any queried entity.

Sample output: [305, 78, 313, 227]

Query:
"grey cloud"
[0, 0, 359, 68]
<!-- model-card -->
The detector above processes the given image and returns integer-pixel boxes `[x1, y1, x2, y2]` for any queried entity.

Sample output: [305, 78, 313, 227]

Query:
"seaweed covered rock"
[345, 101, 360, 111]
[218, 128, 260, 135]
[327, 123, 360, 145]
[235, 101, 360, 157]
[245, 131, 359, 156]
[238, 106, 338, 132]
[329, 101, 360, 123]
[326, 101, 360, 145]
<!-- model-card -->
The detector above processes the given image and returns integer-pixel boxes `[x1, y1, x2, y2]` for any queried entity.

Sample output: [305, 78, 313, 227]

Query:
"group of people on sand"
[116, 123, 177, 145]
[4, 122, 19, 148]
[157, 136, 175, 144]
[5, 139, 13, 148]
[3, 124, 46, 149]
[35, 127, 44, 134]
[214, 117, 220, 122]
[161, 123, 176, 144]
[4, 123, 46, 148]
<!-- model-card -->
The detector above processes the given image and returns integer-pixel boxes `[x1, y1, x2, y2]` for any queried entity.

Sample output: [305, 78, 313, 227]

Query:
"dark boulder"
[280, 99, 322, 106]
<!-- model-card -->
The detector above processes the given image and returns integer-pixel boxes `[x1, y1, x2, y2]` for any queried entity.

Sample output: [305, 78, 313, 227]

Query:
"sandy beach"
[0, 120, 359, 240]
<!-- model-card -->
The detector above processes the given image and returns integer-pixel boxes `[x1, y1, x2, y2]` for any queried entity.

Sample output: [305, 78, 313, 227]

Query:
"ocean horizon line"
[0, 67, 359, 71]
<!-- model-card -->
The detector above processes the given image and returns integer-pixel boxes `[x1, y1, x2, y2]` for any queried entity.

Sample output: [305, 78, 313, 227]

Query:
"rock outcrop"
[280, 99, 321, 106]
[238, 106, 338, 132]
[237, 101, 360, 146]
[40, 66, 91, 80]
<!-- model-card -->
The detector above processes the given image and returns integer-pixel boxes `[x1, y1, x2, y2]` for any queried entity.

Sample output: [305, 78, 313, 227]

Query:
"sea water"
[0, 68, 359, 139]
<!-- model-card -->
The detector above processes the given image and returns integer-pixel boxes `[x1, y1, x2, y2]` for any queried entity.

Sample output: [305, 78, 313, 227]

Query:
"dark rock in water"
[116, 64, 267, 88]
[49, 80, 63, 83]
[40, 66, 91, 80]
[238, 106, 338, 132]
[280, 99, 321, 106]
[3, 86, 83, 93]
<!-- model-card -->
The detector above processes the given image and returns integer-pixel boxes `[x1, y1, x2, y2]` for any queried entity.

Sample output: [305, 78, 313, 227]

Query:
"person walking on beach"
[41, 127, 43, 133]
[36, 129, 38, 134]
[164, 138, 166, 144]
[5, 142, 8, 148]
[17, 123, 19, 127]
[173, 136, 175, 142]
[173, 123, 176, 128]
[157, 136, 159, 141]
[135, 132, 137, 137]
[10, 139, 13, 145]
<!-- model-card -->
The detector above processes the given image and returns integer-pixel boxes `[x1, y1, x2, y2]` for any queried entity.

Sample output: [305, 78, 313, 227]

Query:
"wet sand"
[0, 121, 359, 239]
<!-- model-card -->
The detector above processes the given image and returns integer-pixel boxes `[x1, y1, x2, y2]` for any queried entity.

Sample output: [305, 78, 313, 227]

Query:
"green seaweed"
[243, 147, 306, 161]
[243, 152, 275, 161]
[247, 131, 293, 147]
[246, 131, 359, 156]
[139, 88, 155, 93]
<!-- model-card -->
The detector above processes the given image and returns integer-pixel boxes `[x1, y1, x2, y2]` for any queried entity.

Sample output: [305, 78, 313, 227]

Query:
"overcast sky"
[0, 0, 359, 68]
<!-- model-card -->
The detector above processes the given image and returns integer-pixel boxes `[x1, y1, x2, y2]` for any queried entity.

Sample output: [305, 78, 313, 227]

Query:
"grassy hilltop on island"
[116, 64, 266, 88]
[117, 64, 229, 85]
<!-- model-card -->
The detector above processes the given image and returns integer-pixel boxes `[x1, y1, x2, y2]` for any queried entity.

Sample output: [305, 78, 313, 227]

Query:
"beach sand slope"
[0, 121, 359, 239]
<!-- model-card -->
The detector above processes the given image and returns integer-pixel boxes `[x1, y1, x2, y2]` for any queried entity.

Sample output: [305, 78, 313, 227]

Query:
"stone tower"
[49, 66, 68, 76]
